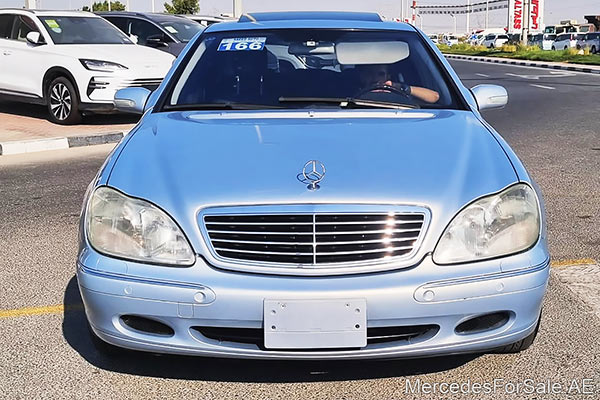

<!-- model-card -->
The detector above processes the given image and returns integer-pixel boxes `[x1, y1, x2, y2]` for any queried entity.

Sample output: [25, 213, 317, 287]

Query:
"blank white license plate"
[263, 299, 367, 349]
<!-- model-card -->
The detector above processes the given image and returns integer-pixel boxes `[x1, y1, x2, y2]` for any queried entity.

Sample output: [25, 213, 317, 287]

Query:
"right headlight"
[86, 186, 195, 266]
[433, 184, 540, 265]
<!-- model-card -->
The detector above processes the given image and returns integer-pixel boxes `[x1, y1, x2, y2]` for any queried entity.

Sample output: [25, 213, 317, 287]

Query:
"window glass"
[40, 16, 132, 44]
[130, 19, 169, 45]
[0, 14, 15, 39]
[105, 16, 129, 33]
[158, 19, 203, 42]
[11, 15, 39, 41]
[166, 29, 463, 110]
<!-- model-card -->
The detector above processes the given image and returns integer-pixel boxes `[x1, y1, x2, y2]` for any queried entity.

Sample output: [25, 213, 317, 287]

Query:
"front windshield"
[159, 19, 203, 42]
[166, 29, 461, 110]
[40, 16, 132, 44]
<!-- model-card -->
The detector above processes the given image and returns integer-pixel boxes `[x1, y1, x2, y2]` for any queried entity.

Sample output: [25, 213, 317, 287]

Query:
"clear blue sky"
[3, 0, 600, 34]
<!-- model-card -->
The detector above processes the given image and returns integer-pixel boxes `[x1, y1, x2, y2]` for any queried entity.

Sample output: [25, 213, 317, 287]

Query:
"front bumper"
[77, 248, 549, 360]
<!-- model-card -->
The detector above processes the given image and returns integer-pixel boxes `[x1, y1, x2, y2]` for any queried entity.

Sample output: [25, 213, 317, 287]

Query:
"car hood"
[109, 109, 518, 253]
[51, 44, 174, 69]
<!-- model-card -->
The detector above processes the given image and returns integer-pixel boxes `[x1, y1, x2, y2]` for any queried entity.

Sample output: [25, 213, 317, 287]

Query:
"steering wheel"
[355, 84, 410, 99]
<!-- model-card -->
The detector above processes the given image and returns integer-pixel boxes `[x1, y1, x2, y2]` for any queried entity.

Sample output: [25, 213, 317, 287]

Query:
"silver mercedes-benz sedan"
[77, 11, 549, 359]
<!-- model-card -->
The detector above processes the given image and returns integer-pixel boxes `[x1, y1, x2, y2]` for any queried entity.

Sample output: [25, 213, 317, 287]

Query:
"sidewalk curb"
[0, 131, 124, 156]
[443, 54, 600, 74]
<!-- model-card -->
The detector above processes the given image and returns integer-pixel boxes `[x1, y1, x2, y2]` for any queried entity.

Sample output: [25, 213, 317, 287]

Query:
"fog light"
[455, 312, 510, 335]
[120, 315, 174, 337]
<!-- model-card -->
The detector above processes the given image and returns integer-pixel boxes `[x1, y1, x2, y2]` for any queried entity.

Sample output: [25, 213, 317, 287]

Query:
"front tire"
[494, 312, 541, 354]
[592, 45, 597, 54]
[552, 46, 556, 51]
[46, 76, 82, 125]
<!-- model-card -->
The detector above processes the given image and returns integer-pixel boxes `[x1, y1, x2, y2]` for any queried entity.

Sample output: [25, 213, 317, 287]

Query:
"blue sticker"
[218, 37, 266, 51]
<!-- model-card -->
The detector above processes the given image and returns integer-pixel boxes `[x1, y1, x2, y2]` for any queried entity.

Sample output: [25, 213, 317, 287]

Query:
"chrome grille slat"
[207, 229, 315, 235]
[214, 247, 314, 256]
[205, 221, 314, 226]
[315, 245, 414, 256]
[203, 211, 425, 267]
[314, 227, 421, 235]
[211, 236, 420, 246]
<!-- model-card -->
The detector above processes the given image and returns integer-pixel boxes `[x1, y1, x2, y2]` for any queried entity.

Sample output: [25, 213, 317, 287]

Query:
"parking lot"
[1, 59, 599, 399]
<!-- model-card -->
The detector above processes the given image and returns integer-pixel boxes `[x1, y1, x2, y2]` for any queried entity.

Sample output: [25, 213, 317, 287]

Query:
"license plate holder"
[263, 299, 367, 349]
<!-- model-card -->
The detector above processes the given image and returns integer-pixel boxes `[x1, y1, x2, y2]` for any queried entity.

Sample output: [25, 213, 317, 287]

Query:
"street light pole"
[450, 13, 456, 34]
[233, 0, 243, 18]
[466, 0, 470, 34]
[521, 0, 529, 45]
[485, 0, 489, 29]
[400, 0, 404, 22]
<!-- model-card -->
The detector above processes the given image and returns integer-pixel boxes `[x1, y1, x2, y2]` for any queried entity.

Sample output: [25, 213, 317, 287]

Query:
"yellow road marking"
[551, 258, 596, 268]
[0, 258, 597, 319]
[0, 303, 83, 319]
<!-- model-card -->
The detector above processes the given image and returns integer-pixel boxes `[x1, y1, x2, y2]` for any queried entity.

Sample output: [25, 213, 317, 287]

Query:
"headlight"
[433, 184, 540, 264]
[80, 59, 128, 72]
[86, 186, 195, 266]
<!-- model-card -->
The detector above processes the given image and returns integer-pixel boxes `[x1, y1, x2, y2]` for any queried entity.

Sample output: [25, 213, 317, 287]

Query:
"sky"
[2, 0, 600, 34]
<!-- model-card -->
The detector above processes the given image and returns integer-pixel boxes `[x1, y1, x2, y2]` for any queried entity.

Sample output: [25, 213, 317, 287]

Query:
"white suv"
[0, 9, 174, 124]
[483, 34, 509, 48]
[552, 33, 577, 51]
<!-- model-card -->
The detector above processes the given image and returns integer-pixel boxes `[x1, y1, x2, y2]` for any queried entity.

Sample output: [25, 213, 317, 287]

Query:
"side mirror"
[147, 34, 168, 47]
[471, 84, 508, 111]
[114, 87, 151, 114]
[26, 31, 45, 45]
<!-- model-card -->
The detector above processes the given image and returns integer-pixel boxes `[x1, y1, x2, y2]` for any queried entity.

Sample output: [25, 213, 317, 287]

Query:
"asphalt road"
[0, 61, 599, 399]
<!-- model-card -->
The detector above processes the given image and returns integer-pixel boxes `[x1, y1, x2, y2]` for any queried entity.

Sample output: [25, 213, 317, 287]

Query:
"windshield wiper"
[163, 103, 284, 111]
[278, 97, 419, 110]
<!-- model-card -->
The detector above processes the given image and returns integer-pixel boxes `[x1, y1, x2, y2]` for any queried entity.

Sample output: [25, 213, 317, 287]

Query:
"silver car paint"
[78, 19, 549, 359]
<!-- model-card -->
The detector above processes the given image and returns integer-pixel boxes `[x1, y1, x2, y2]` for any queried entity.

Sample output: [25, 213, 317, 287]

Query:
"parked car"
[552, 33, 577, 50]
[442, 34, 458, 46]
[507, 33, 533, 45]
[0, 9, 174, 124]
[530, 33, 556, 50]
[577, 32, 600, 53]
[428, 34, 439, 44]
[183, 14, 234, 27]
[575, 33, 587, 49]
[97, 12, 203, 56]
[79, 11, 549, 360]
[483, 33, 509, 48]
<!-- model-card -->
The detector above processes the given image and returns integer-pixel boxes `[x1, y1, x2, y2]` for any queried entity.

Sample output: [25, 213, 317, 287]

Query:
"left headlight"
[80, 59, 128, 72]
[433, 183, 540, 265]
[86, 186, 195, 266]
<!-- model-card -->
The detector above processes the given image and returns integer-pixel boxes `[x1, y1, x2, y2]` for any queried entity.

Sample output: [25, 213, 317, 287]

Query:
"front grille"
[204, 212, 425, 266]
[192, 324, 439, 350]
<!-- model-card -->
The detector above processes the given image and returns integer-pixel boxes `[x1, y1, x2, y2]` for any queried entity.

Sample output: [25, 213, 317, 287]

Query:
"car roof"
[0, 9, 98, 17]
[96, 11, 191, 22]
[205, 11, 415, 33]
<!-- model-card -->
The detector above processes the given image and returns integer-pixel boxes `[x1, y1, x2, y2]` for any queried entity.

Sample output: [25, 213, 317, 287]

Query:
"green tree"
[87, 1, 127, 11]
[164, 0, 199, 14]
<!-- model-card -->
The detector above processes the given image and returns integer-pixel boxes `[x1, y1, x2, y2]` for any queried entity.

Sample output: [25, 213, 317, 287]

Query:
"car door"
[0, 13, 16, 92]
[2, 14, 47, 97]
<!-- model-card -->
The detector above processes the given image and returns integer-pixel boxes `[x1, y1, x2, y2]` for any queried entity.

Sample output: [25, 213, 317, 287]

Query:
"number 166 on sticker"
[218, 37, 266, 51]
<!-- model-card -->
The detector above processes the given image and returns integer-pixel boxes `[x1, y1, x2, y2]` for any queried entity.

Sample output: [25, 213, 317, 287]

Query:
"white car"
[442, 35, 458, 46]
[0, 9, 174, 124]
[551, 33, 577, 51]
[482, 34, 509, 48]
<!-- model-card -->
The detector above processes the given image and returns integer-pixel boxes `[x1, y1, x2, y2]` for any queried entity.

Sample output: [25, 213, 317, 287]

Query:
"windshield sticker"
[218, 37, 266, 51]
[164, 26, 178, 34]
[45, 19, 60, 29]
